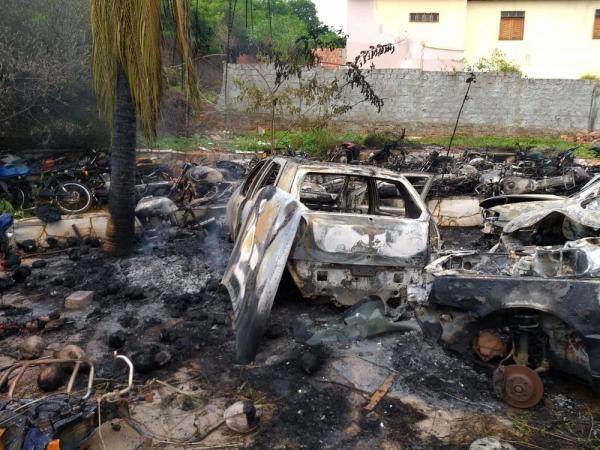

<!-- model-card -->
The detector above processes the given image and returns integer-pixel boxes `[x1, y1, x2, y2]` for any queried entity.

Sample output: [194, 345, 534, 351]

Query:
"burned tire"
[55, 183, 92, 214]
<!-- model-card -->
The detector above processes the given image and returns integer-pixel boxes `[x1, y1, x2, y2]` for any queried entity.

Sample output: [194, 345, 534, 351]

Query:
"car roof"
[269, 156, 417, 180]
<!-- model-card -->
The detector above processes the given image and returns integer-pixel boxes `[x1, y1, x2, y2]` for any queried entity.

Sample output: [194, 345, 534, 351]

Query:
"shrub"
[465, 49, 522, 75]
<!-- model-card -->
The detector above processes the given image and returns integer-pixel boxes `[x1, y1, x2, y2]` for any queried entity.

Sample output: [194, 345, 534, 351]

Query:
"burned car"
[501, 175, 600, 250]
[481, 174, 600, 236]
[480, 194, 564, 235]
[418, 245, 600, 408]
[223, 157, 439, 362]
[418, 175, 600, 409]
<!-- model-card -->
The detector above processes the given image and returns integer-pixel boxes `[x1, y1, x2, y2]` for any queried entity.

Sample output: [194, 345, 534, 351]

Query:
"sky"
[313, 0, 347, 31]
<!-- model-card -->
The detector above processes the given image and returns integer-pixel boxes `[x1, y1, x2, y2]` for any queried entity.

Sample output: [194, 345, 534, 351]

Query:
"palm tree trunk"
[104, 66, 137, 257]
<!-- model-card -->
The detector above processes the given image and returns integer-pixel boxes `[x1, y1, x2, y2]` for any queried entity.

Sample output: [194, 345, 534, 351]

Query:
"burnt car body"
[418, 175, 600, 407]
[501, 175, 600, 250]
[418, 246, 600, 397]
[480, 194, 565, 235]
[223, 157, 439, 362]
[482, 174, 600, 236]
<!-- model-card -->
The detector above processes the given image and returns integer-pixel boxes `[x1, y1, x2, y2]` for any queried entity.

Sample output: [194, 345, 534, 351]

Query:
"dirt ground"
[0, 221, 599, 449]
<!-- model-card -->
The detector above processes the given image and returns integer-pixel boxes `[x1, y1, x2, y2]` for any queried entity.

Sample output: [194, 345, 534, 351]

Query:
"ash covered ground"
[0, 223, 599, 449]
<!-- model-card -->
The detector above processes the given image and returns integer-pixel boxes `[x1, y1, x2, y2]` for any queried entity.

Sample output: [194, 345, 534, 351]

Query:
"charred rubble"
[1, 144, 600, 448]
[221, 146, 600, 414]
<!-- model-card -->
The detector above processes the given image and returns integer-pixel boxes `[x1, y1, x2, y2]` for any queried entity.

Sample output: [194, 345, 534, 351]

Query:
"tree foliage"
[166, 0, 344, 59]
[91, 0, 199, 142]
[235, 26, 395, 151]
[0, 0, 107, 150]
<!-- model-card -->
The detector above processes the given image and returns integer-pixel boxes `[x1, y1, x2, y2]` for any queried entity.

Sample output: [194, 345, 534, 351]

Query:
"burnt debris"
[1, 145, 600, 448]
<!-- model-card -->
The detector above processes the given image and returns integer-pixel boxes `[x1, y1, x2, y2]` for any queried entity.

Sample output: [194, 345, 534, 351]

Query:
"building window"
[409, 13, 439, 23]
[499, 11, 525, 40]
[594, 10, 600, 39]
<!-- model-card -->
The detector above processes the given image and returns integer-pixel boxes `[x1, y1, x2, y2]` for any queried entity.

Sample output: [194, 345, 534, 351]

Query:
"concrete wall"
[465, 1, 600, 79]
[219, 64, 600, 136]
[346, 0, 466, 70]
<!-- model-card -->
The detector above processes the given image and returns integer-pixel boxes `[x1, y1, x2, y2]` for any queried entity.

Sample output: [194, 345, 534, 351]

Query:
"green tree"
[182, 0, 342, 59]
[0, 0, 106, 150]
[289, 0, 320, 30]
[91, 0, 198, 257]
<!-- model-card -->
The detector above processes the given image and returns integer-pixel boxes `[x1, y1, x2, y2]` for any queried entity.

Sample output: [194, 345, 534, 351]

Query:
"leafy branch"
[234, 27, 395, 151]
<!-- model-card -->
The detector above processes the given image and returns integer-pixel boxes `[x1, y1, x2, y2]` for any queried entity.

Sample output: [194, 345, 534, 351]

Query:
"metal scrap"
[0, 357, 95, 401]
[364, 372, 398, 412]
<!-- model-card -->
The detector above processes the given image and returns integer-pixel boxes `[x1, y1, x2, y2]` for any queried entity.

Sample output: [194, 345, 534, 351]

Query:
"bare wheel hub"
[495, 364, 544, 409]
[64, 190, 80, 205]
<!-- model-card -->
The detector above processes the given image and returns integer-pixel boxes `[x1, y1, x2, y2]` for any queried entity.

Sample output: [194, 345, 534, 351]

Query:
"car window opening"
[241, 160, 267, 195]
[300, 173, 422, 218]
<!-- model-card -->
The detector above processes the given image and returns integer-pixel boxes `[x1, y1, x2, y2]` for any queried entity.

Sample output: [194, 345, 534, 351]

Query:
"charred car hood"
[490, 200, 565, 223]
[222, 186, 306, 364]
[503, 201, 600, 234]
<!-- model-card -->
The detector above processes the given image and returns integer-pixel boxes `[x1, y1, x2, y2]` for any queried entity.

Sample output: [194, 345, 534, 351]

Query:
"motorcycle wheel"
[55, 183, 92, 214]
[4, 187, 27, 210]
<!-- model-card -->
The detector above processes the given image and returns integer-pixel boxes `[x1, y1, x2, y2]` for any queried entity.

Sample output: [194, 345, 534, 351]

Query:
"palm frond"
[117, 0, 162, 140]
[172, 0, 200, 104]
[91, 0, 199, 143]
[91, 0, 116, 125]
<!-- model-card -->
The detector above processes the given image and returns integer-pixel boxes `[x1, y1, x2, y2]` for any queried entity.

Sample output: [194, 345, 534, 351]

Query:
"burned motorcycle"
[328, 142, 362, 163]
[0, 157, 92, 214]
[168, 162, 226, 205]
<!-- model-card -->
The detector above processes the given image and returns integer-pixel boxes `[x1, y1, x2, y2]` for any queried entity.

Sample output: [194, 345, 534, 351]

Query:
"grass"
[511, 411, 600, 450]
[148, 130, 365, 156]
[142, 134, 215, 151]
[230, 130, 366, 156]
[0, 199, 30, 220]
[411, 135, 588, 153]
[148, 130, 596, 158]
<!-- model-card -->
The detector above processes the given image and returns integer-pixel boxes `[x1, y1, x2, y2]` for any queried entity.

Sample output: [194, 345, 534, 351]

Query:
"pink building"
[346, 0, 467, 71]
